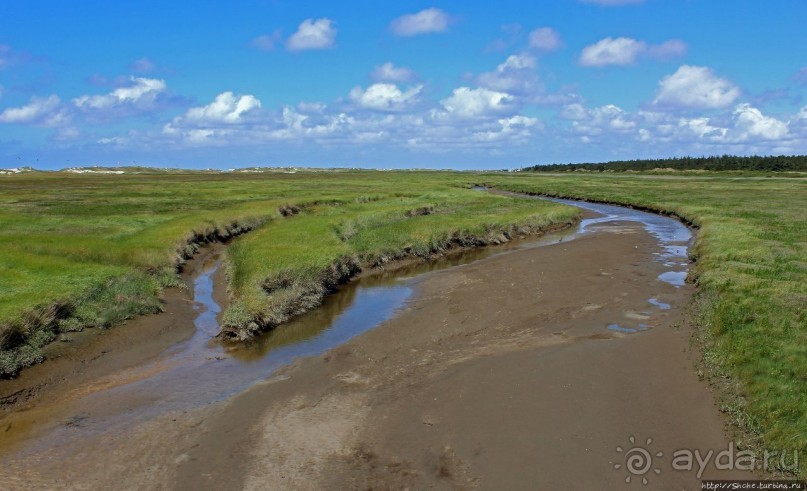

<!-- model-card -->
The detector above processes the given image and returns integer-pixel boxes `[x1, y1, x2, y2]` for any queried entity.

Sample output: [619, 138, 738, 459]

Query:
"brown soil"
[0, 220, 751, 489]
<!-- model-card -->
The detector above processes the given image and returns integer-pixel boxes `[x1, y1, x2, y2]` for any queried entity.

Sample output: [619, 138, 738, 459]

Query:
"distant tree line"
[522, 155, 807, 172]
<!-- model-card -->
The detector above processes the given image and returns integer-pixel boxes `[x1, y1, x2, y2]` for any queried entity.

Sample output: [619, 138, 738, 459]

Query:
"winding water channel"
[0, 193, 693, 467]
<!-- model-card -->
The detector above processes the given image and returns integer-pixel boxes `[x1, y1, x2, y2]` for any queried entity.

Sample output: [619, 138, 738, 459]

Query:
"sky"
[0, 0, 806, 170]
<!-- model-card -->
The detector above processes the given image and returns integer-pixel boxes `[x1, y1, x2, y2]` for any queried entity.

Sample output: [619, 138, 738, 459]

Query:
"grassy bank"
[0, 171, 578, 376]
[221, 190, 578, 340]
[483, 172, 807, 476]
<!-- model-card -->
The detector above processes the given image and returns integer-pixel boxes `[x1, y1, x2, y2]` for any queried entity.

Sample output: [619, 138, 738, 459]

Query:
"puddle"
[648, 298, 672, 310]
[657, 271, 687, 287]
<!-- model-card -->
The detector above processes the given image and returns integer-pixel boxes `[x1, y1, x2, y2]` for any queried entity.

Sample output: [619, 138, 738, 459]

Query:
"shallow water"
[0, 192, 693, 457]
[541, 196, 692, 288]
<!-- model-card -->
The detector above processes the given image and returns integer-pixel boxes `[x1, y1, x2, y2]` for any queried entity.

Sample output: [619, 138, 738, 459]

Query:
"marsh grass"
[484, 172, 807, 477]
[0, 171, 578, 375]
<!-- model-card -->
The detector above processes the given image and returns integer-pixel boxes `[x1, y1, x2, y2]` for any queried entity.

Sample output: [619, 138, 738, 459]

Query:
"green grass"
[482, 172, 807, 476]
[0, 171, 577, 374]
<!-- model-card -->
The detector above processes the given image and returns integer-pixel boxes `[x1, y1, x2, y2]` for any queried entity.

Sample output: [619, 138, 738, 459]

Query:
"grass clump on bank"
[483, 172, 807, 477]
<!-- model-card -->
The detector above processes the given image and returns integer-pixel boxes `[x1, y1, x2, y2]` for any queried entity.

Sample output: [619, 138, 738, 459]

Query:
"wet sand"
[0, 213, 751, 489]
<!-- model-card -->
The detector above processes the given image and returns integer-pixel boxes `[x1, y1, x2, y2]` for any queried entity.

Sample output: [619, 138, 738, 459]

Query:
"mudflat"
[0, 219, 749, 489]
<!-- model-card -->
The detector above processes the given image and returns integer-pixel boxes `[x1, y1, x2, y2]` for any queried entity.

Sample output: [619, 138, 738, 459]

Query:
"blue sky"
[1, 0, 806, 169]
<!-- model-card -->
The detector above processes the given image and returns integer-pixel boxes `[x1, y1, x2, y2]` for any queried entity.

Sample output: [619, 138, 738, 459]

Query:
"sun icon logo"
[613, 436, 663, 485]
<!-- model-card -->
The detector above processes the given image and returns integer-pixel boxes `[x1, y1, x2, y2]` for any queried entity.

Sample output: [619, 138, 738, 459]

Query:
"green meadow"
[0, 171, 577, 372]
[0, 169, 805, 476]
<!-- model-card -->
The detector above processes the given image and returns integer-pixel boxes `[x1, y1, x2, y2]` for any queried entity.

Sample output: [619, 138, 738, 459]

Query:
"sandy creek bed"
[0, 196, 752, 489]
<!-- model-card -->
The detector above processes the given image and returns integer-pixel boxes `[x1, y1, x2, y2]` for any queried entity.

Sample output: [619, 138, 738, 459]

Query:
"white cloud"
[74, 77, 167, 110]
[558, 100, 797, 156]
[349, 83, 423, 112]
[0, 95, 67, 126]
[185, 92, 262, 123]
[562, 103, 636, 136]
[677, 117, 727, 140]
[473, 115, 542, 142]
[528, 28, 562, 52]
[477, 54, 542, 96]
[498, 54, 537, 71]
[97, 136, 129, 146]
[654, 65, 741, 109]
[251, 31, 282, 51]
[439, 87, 515, 118]
[390, 8, 450, 37]
[579, 37, 645, 67]
[286, 18, 336, 51]
[579, 37, 687, 67]
[732, 103, 788, 140]
[371, 62, 416, 83]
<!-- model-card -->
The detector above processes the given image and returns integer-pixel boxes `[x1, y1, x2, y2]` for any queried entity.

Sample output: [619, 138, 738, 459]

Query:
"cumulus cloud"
[251, 31, 282, 51]
[558, 99, 797, 156]
[162, 92, 263, 144]
[476, 54, 542, 96]
[287, 18, 336, 51]
[561, 103, 636, 137]
[580, 37, 644, 67]
[0, 95, 68, 126]
[439, 87, 515, 118]
[349, 83, 423, 112]
[654, 65, 741, 109]
[390, 8, 450, 37]
[184, 92, 262, 123]
[471, 53, 580, 107]
[732, 103, 788, 141]
[579, 37, 687, 67]
[371, 62, 416, 83]
[74, 77, 167, 111]
[528, 28, 562, 52]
